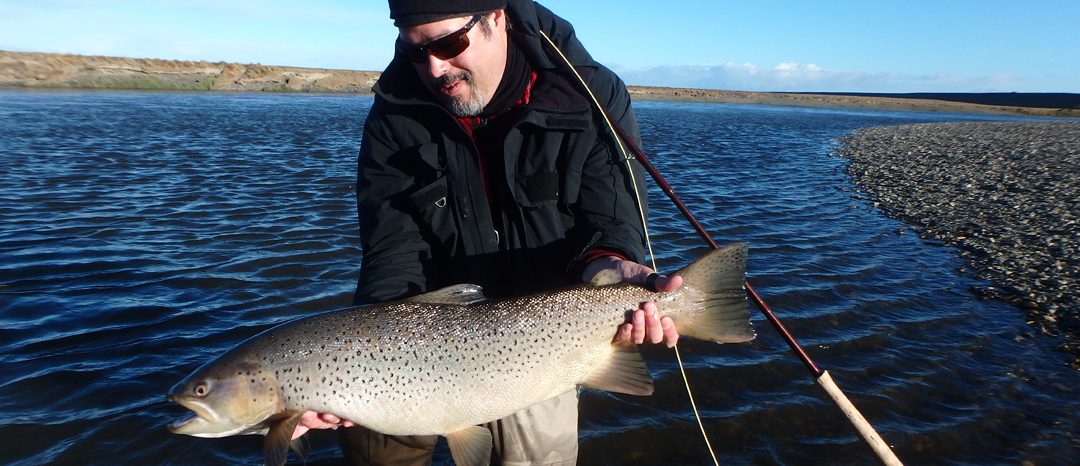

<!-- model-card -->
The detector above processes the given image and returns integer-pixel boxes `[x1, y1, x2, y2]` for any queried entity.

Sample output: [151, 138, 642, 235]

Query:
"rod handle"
[816, 371, 904, 466]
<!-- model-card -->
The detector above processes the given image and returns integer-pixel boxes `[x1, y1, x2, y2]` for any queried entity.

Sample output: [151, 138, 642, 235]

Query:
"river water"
[1, 90, 1075, 465]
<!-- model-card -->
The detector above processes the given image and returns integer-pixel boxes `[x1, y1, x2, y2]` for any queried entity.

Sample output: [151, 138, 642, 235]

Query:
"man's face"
[398, 12, 508, 117]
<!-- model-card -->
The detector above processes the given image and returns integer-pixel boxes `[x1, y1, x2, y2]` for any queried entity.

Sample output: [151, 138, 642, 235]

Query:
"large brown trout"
[167, 243, 754, 466]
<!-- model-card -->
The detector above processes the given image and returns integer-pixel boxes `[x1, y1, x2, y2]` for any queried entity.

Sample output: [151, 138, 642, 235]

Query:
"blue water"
[0, 90, 1075, 465]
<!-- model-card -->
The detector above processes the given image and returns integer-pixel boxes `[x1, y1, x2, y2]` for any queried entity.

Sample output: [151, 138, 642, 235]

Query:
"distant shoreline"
[2, 50, 1077, 118]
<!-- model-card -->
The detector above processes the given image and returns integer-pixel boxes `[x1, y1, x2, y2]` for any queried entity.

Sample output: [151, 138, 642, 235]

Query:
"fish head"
[167, 358, 283, 438]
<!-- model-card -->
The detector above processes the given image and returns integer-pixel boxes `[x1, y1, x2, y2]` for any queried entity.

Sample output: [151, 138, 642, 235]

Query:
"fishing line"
[539, 27, 903, 466]
[538, 30, 721, 466]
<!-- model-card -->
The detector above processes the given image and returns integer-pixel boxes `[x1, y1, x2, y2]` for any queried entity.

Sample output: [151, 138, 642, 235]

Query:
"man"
[295, 1, 681, 464]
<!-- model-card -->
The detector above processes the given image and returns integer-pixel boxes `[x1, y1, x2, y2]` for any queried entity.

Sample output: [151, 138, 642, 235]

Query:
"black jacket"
[354, 0, 647, 304]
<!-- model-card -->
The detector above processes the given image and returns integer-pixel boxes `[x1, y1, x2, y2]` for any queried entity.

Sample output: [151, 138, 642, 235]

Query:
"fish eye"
[193, 382, 209, 397]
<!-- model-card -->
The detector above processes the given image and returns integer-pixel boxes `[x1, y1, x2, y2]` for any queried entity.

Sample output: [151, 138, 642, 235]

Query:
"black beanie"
[389, 0, 507, 27]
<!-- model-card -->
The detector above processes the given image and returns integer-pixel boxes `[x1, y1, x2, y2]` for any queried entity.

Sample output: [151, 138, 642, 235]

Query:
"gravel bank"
[838, 122, 1079, 365]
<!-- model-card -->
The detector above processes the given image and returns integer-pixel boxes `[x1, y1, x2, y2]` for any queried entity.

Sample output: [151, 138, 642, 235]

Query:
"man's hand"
[291, 412, 355, 440]
[581, 256, 682, 348]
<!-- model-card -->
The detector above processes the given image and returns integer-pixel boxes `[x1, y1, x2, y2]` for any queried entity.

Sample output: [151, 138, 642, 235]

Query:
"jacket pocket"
[514, 170, 561, 208]
[405, 176, 448, 212]
[403, 176, 455, 246]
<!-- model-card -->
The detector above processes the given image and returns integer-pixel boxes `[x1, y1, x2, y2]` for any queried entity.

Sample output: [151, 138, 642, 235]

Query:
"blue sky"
[1, 0, 1077, 93]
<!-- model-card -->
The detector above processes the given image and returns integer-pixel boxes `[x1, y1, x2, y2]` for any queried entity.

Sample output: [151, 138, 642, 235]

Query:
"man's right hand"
[581, 255, 682, 348]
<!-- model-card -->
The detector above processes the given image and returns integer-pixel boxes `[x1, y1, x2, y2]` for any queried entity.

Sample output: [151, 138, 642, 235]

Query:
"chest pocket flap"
[519, 170, 560, 206]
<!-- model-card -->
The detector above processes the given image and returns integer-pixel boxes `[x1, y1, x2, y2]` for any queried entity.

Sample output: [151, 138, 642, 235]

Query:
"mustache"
[436, 71, 471, 89]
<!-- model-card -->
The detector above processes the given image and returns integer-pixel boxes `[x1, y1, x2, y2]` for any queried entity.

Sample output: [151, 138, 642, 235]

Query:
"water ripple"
[0, 91, 1075, 465]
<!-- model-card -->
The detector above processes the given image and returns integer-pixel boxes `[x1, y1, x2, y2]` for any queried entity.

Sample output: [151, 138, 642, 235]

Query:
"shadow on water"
[0, 91, 1075, 465]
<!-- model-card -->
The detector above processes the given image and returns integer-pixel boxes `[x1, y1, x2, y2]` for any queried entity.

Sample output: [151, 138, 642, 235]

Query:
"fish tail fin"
[671, 242, 755, 343]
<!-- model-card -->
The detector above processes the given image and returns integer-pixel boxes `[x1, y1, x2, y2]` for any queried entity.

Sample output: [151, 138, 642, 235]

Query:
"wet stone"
[837, 121, 1080, 366]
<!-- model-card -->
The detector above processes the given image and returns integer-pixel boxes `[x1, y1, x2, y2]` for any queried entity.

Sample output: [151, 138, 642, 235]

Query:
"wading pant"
[338, 390, 579, 466]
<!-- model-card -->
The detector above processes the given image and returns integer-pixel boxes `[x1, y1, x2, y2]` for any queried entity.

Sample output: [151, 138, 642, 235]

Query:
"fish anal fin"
[445, 425, 492, 466]
[408, 284, 487, 305]
[581, 344, 654, 396]
[262, 410, 304, 466]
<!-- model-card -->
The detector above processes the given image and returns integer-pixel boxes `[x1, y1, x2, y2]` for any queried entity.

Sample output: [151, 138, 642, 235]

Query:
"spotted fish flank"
[167, 243, 755, 466]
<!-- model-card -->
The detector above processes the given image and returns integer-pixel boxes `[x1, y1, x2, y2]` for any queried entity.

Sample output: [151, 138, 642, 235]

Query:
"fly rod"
[601, 101, 902, 466]
[537, 30, 903, 466]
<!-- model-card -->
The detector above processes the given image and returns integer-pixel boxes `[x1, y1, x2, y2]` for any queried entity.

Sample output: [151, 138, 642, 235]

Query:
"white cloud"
[611, 62, 1036, 93]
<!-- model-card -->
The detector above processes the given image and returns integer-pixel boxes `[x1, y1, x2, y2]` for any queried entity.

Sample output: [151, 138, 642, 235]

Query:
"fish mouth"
[166, 394, 223, 436]
[167, 413, 203, 432]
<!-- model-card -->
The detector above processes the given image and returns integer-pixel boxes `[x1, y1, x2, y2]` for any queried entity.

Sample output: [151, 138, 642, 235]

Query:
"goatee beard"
[437, 71, 486, 117]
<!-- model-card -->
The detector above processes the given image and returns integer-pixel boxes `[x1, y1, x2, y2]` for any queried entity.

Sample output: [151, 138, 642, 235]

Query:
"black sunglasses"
[396, 15, 483, 63]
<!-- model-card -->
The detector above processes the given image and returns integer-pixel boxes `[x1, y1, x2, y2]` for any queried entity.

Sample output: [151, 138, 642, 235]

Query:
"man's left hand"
[292, 412, 354, 440]
[581, 256, 682, 348]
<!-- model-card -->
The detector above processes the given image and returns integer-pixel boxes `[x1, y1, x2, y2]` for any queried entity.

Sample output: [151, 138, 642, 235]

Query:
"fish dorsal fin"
[445, 425, 492, 466]
[581, 343, 655, 396]
[262, 410, 304, 466]
[408, 284, 487, 305]
[589, 268, 624, 287]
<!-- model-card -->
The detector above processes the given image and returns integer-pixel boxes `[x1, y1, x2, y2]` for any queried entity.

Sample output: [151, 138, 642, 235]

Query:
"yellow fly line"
[538, 30, 721, 466]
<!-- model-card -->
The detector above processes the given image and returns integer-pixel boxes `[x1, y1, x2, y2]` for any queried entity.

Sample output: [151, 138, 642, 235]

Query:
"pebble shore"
[838, 122, 1079, 365]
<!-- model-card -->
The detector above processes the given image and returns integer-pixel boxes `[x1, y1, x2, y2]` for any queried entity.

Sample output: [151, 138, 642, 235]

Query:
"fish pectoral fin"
[408, 284, 488, 305]
[445, 425, 492, 466]
[289, 435, 309, 463]
[581, 344, 655, 396]
[262, 410, 304, 466]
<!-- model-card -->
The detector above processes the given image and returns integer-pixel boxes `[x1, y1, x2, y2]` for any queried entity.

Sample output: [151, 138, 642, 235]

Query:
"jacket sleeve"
[353, 105, 432, 305]
[569, 65, 649, 268]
